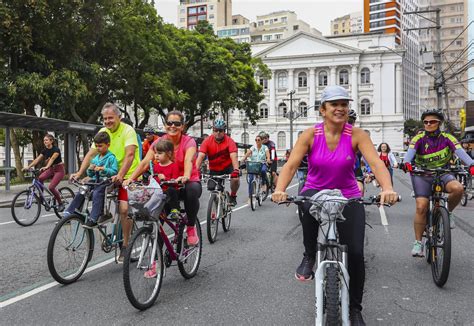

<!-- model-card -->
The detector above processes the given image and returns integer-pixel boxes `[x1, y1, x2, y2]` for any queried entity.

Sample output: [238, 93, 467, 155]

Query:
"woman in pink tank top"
[272, 86, 398, 325]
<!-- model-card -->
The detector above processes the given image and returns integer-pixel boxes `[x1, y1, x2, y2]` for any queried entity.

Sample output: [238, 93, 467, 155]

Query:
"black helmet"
[421, 109, 444, 122]
[348, 109, 357, 120]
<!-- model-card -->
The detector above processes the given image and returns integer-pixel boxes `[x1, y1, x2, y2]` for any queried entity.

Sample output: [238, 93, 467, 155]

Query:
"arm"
[455, 148, 474, 166]
[403, 148, 416, 164]
[242, 148, 253, 162]
[195, 152, 206, 170]
[42, 152, 60, 170]
[124, 149, 154, 186]
[24, 154, 44, 170]
[265, 148, 271, 164]
[104, 156, 119, 177]
[178, 146, 196, 183]
[71, 148, 98, 180]
[389, 153, 398, 168]
[230, 152, 239, 170]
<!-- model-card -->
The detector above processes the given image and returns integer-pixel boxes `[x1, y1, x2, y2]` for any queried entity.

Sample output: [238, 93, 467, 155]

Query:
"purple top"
[301, 123, 361, 198]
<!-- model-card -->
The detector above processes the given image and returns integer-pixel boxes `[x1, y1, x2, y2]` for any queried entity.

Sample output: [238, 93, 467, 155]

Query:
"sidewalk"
[0, 180, 72, 208]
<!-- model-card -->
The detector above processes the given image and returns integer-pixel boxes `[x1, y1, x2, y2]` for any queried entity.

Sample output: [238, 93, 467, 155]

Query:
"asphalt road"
[0, 171, 473, 325]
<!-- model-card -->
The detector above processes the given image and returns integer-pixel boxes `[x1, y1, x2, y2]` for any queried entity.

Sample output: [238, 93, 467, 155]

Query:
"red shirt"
[199, 134, 237, 172]
[142, 135, 159, 157]
[153, 161, 180, 190]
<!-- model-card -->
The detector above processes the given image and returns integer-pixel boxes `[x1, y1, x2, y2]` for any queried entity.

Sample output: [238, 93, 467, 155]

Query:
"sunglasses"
[255, 139, 261, 141]
[423, 119, 440, 125]
[213, 128, 225, 133]
[166, 121, 183, 127]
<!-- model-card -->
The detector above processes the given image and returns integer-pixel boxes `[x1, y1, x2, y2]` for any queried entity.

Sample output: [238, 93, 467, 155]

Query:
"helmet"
[259, 131, 269, 139]
[421, 109, 444, 122]
[213, 119, 226, 130]
[348, 109, 357, 120]
[143, 125, 156, 134]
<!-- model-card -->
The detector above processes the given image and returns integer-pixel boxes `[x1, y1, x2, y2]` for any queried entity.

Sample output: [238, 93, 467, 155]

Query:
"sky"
[154, 0, 363, 35]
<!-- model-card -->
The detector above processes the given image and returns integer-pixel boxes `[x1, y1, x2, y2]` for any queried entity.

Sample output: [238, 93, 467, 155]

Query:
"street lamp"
[242, 118, 249, 145]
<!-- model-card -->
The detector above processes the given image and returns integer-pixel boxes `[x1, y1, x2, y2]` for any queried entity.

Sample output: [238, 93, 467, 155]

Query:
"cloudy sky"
[154, 0, 362, 35]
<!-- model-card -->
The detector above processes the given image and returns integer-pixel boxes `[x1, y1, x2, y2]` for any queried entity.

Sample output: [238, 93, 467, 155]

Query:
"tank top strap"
[342, 123, 353, 137]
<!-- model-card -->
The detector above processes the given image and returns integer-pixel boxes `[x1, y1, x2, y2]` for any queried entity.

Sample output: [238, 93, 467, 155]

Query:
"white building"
[216, 15, 251, 44]
[177, 0, 232, 31]
[225, 32, 405, 155]
[330, 11, 363, 36]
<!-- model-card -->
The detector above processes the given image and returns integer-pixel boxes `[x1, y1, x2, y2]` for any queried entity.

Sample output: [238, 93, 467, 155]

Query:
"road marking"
[0, 213, 56, 226]
[378, 205, 389, 234]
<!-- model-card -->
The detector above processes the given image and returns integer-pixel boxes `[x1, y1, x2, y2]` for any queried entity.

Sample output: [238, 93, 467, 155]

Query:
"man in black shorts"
[259, 131, 278, 190]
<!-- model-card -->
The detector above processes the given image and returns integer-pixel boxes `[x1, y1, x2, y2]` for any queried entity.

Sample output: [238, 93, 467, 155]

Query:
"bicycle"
[245, 160, 267, 211]
[410, 166, 461, 287]
[47, 177, 136, 284]
[123, 180, 202, 310]
[202, 174, 233, 243]
[11, 168, 75, 226]
[455, 167, 473, 206]
[279, 192, 397, 325]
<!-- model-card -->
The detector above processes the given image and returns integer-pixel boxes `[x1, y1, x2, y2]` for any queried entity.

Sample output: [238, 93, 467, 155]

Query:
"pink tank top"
[301, 123, 361, 198]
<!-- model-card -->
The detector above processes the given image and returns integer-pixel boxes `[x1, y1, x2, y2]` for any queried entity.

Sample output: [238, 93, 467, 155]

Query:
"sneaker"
[117, 246, 126, 264]
[449, 212, 456, 229]
[186, 226, 199, 246]
[97, 213, 113, 225]
[56, 203, 65, 212]
[295, 254, 315, 281]
[144, 261, 157, 279]
[350, 308, 366, 326]
[229, 195, 237, 207]
[62, 211, 73, 218]
[82, 220, 98, 229]
[411, 240, 424, 257]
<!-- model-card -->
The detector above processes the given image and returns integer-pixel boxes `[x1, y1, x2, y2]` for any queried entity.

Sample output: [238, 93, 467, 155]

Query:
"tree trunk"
[10, 129, 25, 182]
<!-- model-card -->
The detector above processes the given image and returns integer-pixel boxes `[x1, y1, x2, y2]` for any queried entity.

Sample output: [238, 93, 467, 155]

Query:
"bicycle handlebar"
[70, 177, 113, 187]
[201, 174, 231, 180]
[279, 194, 401, 207]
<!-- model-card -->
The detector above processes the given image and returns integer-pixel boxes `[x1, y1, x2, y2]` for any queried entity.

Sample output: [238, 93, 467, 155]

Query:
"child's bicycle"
[123, 180, 202, 310]
[11, 168, 75, 226]
[47, 177, 136, 284]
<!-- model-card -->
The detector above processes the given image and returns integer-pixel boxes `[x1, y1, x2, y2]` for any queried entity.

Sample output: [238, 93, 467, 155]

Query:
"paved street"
[0, 171, 473, 325]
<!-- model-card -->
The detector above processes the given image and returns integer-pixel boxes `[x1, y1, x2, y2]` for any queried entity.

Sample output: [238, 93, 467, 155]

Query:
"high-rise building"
[364, 0, 420, 120]
[177, 0, 232, 31]
[330, 12, 363, 36]
[418, 0, 469, 126]
[216, 15, 251, 43]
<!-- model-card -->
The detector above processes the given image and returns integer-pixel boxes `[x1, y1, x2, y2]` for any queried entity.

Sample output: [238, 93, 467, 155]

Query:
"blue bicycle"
[11, 169, 75, 226]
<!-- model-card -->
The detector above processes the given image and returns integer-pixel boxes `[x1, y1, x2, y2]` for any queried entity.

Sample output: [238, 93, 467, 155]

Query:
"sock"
[231, 192, 237, 197]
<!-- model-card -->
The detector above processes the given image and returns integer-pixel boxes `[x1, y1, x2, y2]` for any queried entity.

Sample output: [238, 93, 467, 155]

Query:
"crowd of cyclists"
[21, 85, 474, 325]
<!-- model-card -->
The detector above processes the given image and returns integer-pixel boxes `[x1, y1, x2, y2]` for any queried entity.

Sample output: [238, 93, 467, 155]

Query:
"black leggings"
[179, 181, 202, 226]
[299, 189, 366, 311]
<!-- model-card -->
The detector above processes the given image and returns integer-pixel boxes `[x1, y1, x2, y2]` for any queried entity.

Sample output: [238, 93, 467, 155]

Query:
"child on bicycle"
[65, 132, 118, 228]
[152, 139, 180, 217]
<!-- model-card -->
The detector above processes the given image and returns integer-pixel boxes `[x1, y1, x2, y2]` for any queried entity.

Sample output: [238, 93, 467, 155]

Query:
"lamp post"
[242, 118, 249, 145]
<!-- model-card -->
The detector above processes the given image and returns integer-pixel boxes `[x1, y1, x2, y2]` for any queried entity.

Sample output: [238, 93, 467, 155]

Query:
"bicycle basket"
[247, 161, 263, 174]
[128, 179, 166, 221]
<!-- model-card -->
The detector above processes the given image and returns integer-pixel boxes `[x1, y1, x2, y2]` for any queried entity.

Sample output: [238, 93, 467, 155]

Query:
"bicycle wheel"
[53, 187, 76, 218]
[430, 207, 451, 287]
[123, 226, 164, 310]
[324, 265, 341, 325]
[250, 180, 257, 211]
[47, 214, 94, 284]
[461, 192, 468, 206]
[177, 218, 202, 279]
[262, 175, 269, 202]
[11, 189, 41, 226]
[206, 193, 219, 243]
[222, 191, 232, 232]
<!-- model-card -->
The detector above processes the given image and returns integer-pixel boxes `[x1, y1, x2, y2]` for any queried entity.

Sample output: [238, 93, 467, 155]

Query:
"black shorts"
[209, 165, 233, 176]
[270, 161, 278, 173]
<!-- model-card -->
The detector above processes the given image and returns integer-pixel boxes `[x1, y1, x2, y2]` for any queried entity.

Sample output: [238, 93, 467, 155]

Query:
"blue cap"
[320, 85, 353, 104]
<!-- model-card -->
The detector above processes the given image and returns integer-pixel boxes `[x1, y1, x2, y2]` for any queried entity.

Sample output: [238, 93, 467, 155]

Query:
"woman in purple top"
[272, 85, 398, 325]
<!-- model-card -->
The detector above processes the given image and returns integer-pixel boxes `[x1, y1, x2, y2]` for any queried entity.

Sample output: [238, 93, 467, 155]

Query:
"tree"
[404, 119, 424, 138]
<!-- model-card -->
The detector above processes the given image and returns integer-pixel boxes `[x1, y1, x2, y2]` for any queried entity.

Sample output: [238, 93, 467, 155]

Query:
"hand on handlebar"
[400, 162, 413, 173]
[379, 189, 399, 206]
[176, 176, 189, 184]
[230, 169, 240, 179]
[271, 190, 288, 203]
[122, 178, 133, 188]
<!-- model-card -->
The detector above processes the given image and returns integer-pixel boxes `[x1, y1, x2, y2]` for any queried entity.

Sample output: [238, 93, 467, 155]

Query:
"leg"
[338, 202, 366, 311]
[444, 179, 464, 212]
[118, 187, 132, 247]
[261, 164, 269, 186]
[65, 192, 85, 215]
[38, 167, 54, 187]
[182, 181, 202, 226]
[299, 189, 319, 257]
[414, 197, 429, 241]
[247, 173, 255, 195]
[230, 177, 240, 195]
[48, 165, 65, 204]
[166, 187, 180, 211]
[90, 184, 107, 222]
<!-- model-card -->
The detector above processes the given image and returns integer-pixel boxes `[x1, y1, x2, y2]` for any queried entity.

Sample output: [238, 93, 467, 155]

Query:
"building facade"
[364, 0, 420, 120]
[221, 32, 405, 155]
[418, 0, 469, 126]
[330, 12, 363, 36]
[177, 0, 232, 31]
[216, 15, 251, 43]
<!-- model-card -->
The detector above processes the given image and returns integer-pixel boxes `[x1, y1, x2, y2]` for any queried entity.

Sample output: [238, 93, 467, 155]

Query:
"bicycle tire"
[250, 180, 257, 211]
[177, 218, 202, 279]
[11, 190, 41, 227]
[222, 191, 232, 232]
[461, 193, 468, 206]
[53, 187, 75, 218]
[123, 226, 164, 310]
[325, 265, 341, 326]
[206, 193, 219, 243]
[47, 214, 94, 284]
[430, 207, 451, 287]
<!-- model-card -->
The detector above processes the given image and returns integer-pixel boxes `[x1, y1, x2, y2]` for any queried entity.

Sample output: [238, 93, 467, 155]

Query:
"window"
[318, 71, 328, 86]
[259, 78, 268, 90]
[198, 14, 207, 21]
[334, 31, 339, 35]
[298, 72, 307, 87]
[188, 16, 197, 24]
[180, 18, 185, 23]
[241, 132, 249, 144]
[456, 40, 462, 46]
[281, 17, 287, 23]
[209, 5, 214, 10]
[360, 99, 371, 115]
[334, 24, 339, 29]
[260, 104, 269, 119]
[275, 34, 283, 40]
[277, 131, 286, 149]
[180, 9, 185, 14]
[198, 6, 206, 12]
[264, 35, 272, 41]
[360, 68, 370, 84]
[188, 7, 197, 14]
[339, 69, 349, 85]
[277, 72, 288, 89]
[299, 102, 308, 118]
[209, 14, 214, 19]
[293, 25, 299, 30]
[278, 103, 287, 117]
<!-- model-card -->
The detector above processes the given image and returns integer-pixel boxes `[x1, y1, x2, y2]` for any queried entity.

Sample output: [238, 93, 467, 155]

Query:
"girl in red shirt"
[153, 139, 180, 214]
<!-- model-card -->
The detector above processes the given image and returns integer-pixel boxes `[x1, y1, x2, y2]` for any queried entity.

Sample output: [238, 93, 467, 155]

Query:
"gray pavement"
[0, 171, 473, 325]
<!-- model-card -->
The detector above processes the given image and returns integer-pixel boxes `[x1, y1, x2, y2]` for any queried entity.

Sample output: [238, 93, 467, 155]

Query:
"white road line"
[0, 214, 56, 226]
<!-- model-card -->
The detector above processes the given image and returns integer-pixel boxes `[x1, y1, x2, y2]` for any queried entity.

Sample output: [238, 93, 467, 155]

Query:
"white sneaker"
[411, 240, 424, 257]
[449, 212, 456, 229]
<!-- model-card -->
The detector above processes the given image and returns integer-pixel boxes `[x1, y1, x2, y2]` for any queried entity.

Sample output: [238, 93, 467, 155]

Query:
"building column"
[329, 66, 337, 86]
[351, 65, 359, 114]
[309, 68, 316, 117]
[269, 70, 276, 119]
[395, 63, 402, 114]
[372, 63, 382, 114]
[288, 68, 294, 91]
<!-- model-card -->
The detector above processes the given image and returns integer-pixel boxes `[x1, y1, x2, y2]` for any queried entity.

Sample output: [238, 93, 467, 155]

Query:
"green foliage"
[404, 119, 424, 138]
